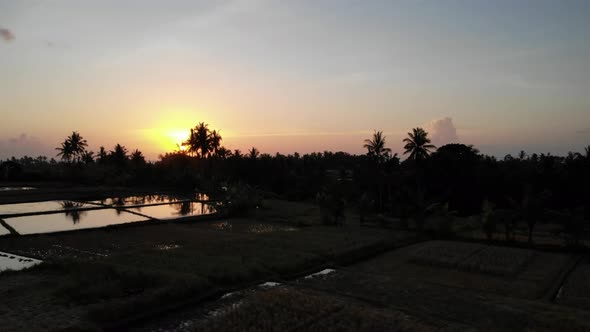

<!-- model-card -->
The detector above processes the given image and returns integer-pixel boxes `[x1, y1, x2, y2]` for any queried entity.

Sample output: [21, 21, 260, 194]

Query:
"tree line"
[1, 123, 589, 244]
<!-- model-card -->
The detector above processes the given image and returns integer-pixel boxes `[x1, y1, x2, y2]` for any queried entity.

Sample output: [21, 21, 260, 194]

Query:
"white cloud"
[426, 117, 459, 146]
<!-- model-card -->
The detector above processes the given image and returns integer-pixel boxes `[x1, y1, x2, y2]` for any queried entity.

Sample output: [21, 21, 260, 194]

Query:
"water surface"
[0, 251, 42, 272]
[86, 195, 186, 207]
[0, 201, 85, 216]
[129, 202, 215, 220]
[3, 209, 149, 235]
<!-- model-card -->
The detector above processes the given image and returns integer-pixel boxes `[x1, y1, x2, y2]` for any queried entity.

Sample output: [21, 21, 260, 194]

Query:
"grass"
[0, 199, 416, 330]
[196, 287, 438, 332]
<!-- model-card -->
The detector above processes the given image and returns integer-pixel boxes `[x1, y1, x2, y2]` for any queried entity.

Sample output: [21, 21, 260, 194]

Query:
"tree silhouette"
[403, 127, 435, 161]
[196, 122, 211, 158]
[56, 131, 88, 163]
[82, 151, 95, 164]
[130, 149, 145, 165]
[249, 147, 260, 159]
[216, 146, 232, 159]
[210, 130, 222, 157]
[110, 144, 128, 167]
[183, 122, 212, 158]
[97, 146, 108, 164]
[363, 130, 392, 163]
[56, 140, 73, 162]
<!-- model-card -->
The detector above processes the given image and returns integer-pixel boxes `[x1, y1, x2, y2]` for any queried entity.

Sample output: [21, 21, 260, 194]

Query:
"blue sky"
[1, 0, 589, 159]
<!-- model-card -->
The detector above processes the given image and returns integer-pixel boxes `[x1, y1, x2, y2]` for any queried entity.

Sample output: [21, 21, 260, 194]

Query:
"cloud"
[0, 133, 50, 159]
[577, 128, 590, 135]
[426, 117, 459, 146]
[0, 28, 15, 42]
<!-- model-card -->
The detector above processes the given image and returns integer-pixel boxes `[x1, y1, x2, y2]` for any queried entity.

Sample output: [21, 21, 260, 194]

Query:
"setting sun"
[167, 130, 189, 151]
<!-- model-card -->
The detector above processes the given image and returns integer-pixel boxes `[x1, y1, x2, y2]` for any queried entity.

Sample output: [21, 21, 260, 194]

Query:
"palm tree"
[68, 131, 88, 162]
[403, 127, 436, 161]
[196, 122, 211, 158]
[55, 131, 88, 163]
[130, 149, 145, 165]
[97, 146, 108, 164]
[56, 140, 73, 162]
[183, 128, 198, 157]
[248, 147, 260, 159]
[110, 144, 128, 167]
[233, 149, 243, 159]
[363, 130, 392, 162]
[210, 130, 222, 156]
[82, 151, 94, 164]
[216, 146, 232, 159]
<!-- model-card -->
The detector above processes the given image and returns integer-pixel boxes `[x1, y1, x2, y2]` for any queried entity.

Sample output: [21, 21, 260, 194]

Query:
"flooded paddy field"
[1, 196, 589, 331]
[0, 204, 416, 332]
[0, 192, 216, 236]
[0, 251, 42, 272]
[126, 202, 215, 220]
[4, 209, 151, 235]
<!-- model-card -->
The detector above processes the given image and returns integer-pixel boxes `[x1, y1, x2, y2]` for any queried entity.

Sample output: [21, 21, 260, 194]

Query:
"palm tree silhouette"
[233, 149, 243, 159]
[363, 130, 392, 162]
[69, 131, 88, 162]
[248, 147, 260, 159]
[56, 131, 88, 163]
[110, 144, 128, 167]
[210, 130, 222, 157]
[196, 122, 211, 158]
[97, 146, 108, 164]
[130, 149, 145, 165]
[56, 140, 73, 162]
[82, 151, 95, 164]
[183, 123, 212, 158]
[183, 128, 198, 157]
[403, 127, 436, 161]
[216, 146, 232, 159]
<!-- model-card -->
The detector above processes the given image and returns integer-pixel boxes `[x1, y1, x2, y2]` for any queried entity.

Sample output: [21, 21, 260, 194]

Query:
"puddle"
[128, 202, 215, 220]
[3, 209, 150, 235]
[259, 281, 281, 288]
[86, 194, 187, 207]
[0, 251, 42, 272]
[303, 269, 336, 279]
[0, 200, 86, 216]
[0, 187, 36, 191]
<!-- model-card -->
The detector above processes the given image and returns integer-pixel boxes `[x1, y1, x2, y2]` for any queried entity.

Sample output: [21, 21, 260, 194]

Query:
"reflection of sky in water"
[3, 209, 149, 235]
[0, 225, 10, 236]
[131, 202, 215, 220]
[194, 193, 210, 201]
[86, 195, 186, 207]
[0, 251, 42, 272]
[0, 201, 84, 216]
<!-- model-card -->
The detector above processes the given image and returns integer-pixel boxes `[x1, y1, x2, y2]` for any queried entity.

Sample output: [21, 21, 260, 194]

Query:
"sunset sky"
[1, 0, 589, 160]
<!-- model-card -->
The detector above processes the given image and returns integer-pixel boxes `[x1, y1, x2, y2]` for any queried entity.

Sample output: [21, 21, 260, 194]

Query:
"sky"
[1, 0, 589, 160]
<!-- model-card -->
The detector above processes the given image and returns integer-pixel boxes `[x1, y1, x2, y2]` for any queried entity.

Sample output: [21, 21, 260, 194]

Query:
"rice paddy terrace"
[1, 189, 589, 331]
